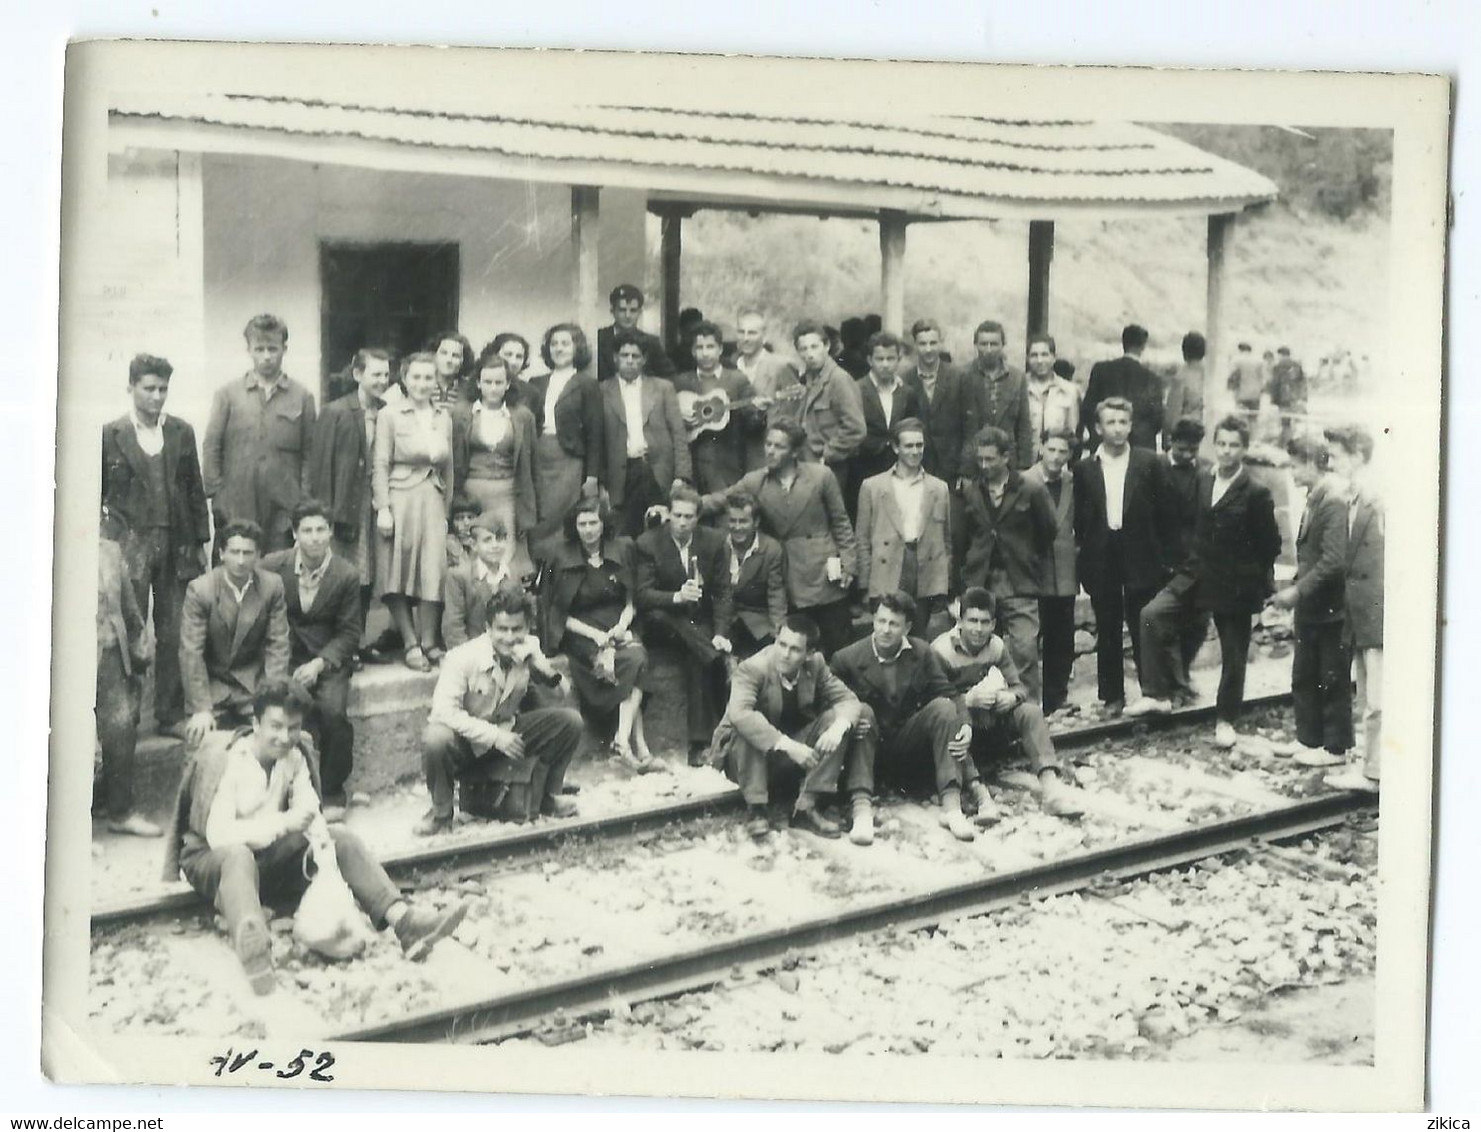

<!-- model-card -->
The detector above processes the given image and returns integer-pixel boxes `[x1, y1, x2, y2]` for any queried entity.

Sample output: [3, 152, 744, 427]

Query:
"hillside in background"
[649, 125, 1393, 382]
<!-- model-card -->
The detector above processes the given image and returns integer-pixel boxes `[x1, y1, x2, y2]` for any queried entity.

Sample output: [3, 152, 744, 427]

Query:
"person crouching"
[162, 678, 468, 995]
[417, 587, 583, 835]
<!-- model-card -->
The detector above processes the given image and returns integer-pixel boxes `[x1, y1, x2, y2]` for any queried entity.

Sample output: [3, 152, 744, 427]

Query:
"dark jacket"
[600, 376, 693, 507]
[202, 374, 317, 525]
[855, 377, 928, 471]
[902, 361, 969, 481]
[960, 361, 1034, 470]
[1165, 455, 1211, 569]
[450, 400, 539, 532]
[635, 523, 735, 640]
[1073, 447, 1176, 595]
[308, 392, 377, 535]
[726, 532, 789, 640]
[538, 536, 639, 654]
[179, 566, 291, 715]
[830, 635, 962, 738]
[101, 414, 211, 580]
[1343, 492, 1384, 648]
[959, 470, 1057, 597]
[1084, 355, 1165, 451]
[526, 370, 606, 484]
[1293, 479, 1349, 626]
[597, 325, 674, 382]
[1186, 469, 1283, 615]
[260, 549, 365, 671]
[439, 559, 524, 649]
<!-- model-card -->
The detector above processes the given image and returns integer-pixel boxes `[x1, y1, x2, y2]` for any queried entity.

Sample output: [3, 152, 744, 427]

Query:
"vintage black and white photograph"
[43, 41, 1446, 1109]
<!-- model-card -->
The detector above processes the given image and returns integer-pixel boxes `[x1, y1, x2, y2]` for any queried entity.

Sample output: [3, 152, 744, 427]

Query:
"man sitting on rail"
[830, 591, 993, 842]
[162, 678, 469, 996]
[417, 587, 584, 835]
[931, 588, 1085, 821]
[710, 615, 875, 844]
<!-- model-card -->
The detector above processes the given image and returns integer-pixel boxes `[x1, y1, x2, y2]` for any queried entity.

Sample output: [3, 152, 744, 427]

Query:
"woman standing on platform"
[539, 494, 659, 774]
[526, 323, 603, 552]
[427, 331, 477, 405]
[374, 352, 455, 672]
[453, 348, 537, 582]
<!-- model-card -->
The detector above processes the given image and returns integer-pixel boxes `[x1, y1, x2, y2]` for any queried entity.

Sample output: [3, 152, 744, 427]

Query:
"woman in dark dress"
[539, 495, 660, 773]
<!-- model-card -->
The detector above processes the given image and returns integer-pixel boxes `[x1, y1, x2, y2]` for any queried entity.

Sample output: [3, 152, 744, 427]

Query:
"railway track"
[90, 690, 1296, 928]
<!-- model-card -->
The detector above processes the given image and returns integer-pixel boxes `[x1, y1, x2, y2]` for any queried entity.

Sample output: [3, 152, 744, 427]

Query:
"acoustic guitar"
[677, 383, 804, 443]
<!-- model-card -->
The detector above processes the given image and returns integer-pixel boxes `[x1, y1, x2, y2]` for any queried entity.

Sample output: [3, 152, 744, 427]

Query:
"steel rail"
[332, 785, 1372, 1044]
[91, 691, 1293, 928]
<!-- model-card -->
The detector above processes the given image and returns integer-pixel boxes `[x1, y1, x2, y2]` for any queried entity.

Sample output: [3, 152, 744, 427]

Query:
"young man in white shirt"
[166, 679, 469, 995]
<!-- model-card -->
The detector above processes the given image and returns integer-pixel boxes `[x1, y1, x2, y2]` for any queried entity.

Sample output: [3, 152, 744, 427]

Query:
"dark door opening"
[319, 241, 460, 403]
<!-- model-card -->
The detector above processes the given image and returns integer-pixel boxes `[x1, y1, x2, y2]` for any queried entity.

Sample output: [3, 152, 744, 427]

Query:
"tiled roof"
[110, 92, 1277, 219]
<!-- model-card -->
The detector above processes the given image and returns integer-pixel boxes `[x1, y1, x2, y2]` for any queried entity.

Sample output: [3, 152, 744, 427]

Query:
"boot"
[394, 902, 470, 961]
[848, 793, 874, 846]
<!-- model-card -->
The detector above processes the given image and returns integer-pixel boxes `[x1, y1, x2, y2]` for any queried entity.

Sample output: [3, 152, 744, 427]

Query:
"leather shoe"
[234, 918, 275, 996]
[744, 806, 771, 839]
[789, 807, 842, 839]
[1102, 699, 1125, 718]
[107, 813, 163, 838]
[1293, 747, 1345, 768]
[688, 742, 711, 768]
[1125, 696, 1173, 718]
[413, 809, 455, 837]
[965, 780, 1001, 827]
[395, 902, 469, 961]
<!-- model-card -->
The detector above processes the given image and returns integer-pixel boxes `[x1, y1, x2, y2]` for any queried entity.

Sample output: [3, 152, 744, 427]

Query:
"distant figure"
[837, 317, 871, 379]
[1227, 342, 1264, 427]
[1084, 324, 1164, 452]
[597, 284, 674, 382]
[203, 314, 317, 554]
[1163, 332, 1207, 442]
[671, 306, 705, 374]
[1268, 346, 1308, 445]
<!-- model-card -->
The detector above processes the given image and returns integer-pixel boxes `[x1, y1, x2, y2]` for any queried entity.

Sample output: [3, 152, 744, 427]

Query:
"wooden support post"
[1026, 219, 1054, 337]
[1205, 212, 1234, 428]
[879, 210, 908, 335]
[660, 211, 683, 356]
[571, 185, 602, 345]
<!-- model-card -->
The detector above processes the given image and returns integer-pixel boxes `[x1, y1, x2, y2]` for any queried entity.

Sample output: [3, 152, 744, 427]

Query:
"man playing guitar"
[672, 320, 768, 494]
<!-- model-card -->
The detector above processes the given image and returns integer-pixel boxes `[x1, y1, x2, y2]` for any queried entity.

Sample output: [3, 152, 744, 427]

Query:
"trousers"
[1088, 579, 1158, 704]
[995, 593, 1042, 701]
[967, 699, 1063, 776]
[1292, 620, 1354, 753]
[421, 707, 584, 820]
[179, 826, 401, 944]
[95, 644, 140, 819]
[308, 667, 354, 800]
[123, 527, 189, 727]
[619, 458, 665, 539]
[726, 706, 873, 806]
[1038, 595, 1076, 712]
[806, 598, 857, 658]
[644, 610, 724, 744]
[855, 698, 976, 796]
[1138, 583, 1211, 700]
[727, 618, 775, 661]
[1354, 646, 1383, 778]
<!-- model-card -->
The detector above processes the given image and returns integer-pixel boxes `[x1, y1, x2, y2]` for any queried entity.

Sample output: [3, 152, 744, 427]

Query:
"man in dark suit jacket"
[1073, 397, 1176, 712]
[671, 321, 764, 494]
[1269, 436, 1352, 762]
[309, 347, 392, 644]
[960, 320, 1035, 473]
[261, 500, 365, 816]
[902, 318, 970, 483]
[958, 426, 1058, 700]
[1083, 324, 1165, 452]
[102, 353, 211, 733]
[1131, 417, 1282, 745]
[636, 486, 734, 764]
[602, 332, 693, 537]
[1325, 425, 1382, 791]
[851, 332, 928, 513]
[596, 284, 674, 382]
[709, 617, 871, 842]
[179, 518, 291, 749]
[721, 489, 788, 660]
[830, 592, 989, 842]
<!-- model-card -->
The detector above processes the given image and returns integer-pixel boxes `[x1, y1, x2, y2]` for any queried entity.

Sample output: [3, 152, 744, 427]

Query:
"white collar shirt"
[871, 376, 899, 426]
[542, 367, 577, 437]
[474, 556, 510, 591]
[129, 409, 167, 457]
[1211, 465, 1244, 508]
[1097, 445, 1131, 531]
[222, 572, 254, 606]
[871, 636, 912, 665]
[729, 535, 759, 585]
[294, 549, 332, 612]
[618, 377, 648, 458]
[890, 468, 927, 543]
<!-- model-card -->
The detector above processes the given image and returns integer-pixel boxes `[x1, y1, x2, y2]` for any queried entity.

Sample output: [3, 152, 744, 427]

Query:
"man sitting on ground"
[710, 616, 874, 844]
[831, 591, 993, 842]
[417, 588, 583, 835]
[931, 588, 1085, 820]
[163, 679, 468, 996]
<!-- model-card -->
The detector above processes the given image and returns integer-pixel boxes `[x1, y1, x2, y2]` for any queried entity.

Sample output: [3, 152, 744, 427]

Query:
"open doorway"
[319, 241, 460, 402]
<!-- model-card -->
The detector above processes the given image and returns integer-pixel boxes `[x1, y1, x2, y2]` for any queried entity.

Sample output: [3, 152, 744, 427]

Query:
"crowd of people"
[94, 283, 1384, 995]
